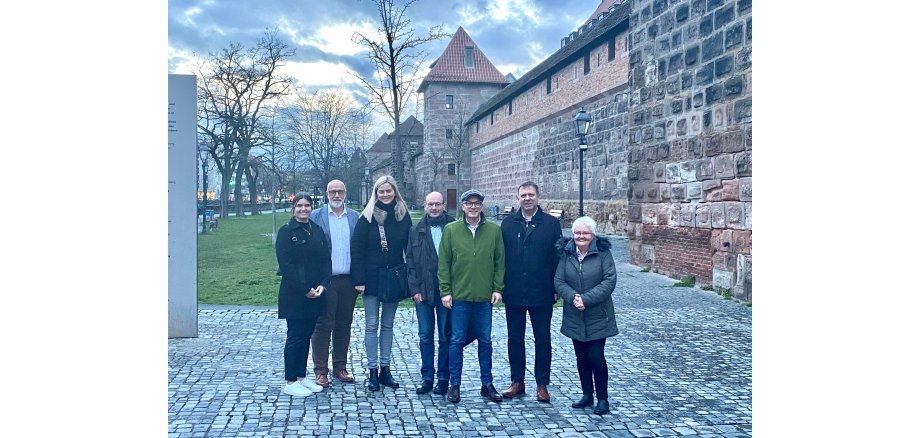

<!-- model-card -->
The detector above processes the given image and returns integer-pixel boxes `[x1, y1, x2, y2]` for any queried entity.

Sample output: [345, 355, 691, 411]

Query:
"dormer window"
[464, 47, 474, 68]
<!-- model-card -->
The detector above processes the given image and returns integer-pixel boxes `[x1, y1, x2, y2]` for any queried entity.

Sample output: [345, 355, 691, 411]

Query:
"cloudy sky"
[168, 0, 605, 139]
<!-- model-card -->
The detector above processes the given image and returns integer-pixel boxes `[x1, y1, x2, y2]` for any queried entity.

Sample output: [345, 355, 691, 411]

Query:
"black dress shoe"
[593, 399, 610, 415]
[432, 379, 449, 395]
[571, 394, 594, 408]
[415, 380, 433, 394]
[480, 384, 503, 403]
[447, 384, 461, 403]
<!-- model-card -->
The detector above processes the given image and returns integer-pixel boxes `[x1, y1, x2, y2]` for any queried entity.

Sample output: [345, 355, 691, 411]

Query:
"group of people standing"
[274, 176, 619, 415]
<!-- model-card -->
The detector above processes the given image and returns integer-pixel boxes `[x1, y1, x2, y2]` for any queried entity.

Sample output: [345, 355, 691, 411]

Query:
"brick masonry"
[627, 0, 752, 299]
[469, 29, 631, 225]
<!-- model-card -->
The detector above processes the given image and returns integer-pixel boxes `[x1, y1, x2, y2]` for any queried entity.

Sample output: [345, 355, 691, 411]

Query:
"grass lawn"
[198, 208, 426, 307]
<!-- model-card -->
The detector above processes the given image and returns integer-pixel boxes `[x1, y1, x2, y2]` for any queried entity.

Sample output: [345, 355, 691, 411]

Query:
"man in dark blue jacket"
[500, 182, 562, 402]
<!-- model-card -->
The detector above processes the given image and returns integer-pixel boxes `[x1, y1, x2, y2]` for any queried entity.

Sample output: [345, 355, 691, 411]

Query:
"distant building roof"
[467, 2, 630, 126]
[370, 133, 390, 152]
[398, 115, 424, 137]
[419, 27, 509, 91]
[369, 116, 425, 154]
[584, 0, 626, 26]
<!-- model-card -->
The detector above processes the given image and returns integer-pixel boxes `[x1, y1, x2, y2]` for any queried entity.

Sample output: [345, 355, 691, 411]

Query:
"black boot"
[594, 399, 610, 415]
[378, 366, 400, 389]
[415, 380, 434, 394]
[366, 368, 380, 391]
[571, 393, 594, 408]
[432, 379, 449, 395]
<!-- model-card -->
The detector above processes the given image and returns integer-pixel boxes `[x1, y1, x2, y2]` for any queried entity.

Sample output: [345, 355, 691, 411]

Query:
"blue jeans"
[448, 300, 493, 386]
[363, 294, 398, 369]
[415, 298, 451, 381]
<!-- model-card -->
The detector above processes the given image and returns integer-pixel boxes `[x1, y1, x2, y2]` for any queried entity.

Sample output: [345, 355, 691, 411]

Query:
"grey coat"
[554, 236, 619, 342]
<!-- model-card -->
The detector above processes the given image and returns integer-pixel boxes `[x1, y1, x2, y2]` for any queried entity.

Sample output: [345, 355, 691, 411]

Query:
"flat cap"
[460, 189, 484, 202]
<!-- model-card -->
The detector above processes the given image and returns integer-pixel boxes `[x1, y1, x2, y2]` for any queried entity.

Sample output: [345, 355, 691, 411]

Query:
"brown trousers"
[311, 275, 358, 374]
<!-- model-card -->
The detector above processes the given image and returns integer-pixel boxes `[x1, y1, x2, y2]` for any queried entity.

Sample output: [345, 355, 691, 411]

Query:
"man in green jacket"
[438, 189, 505, 404]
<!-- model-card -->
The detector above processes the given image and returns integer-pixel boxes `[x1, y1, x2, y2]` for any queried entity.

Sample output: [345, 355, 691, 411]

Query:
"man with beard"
[309, 179, 360, 387]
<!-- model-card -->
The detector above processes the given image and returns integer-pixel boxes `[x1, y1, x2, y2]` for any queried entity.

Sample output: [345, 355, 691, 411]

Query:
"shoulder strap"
[378, 224, 389, 252]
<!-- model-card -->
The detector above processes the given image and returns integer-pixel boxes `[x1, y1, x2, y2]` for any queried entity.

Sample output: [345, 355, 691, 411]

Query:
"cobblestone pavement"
[169, 236, 752, 437]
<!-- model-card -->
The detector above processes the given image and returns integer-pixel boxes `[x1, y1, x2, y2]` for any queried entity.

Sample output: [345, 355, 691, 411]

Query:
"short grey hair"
[571, 216, 597, 235]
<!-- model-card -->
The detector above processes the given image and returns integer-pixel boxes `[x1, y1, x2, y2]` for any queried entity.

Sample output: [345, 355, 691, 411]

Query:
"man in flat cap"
[437, 189, 505, 404]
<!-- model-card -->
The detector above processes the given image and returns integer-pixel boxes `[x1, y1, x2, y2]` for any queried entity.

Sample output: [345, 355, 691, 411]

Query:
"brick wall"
[470, 33, 629, 148]
[468, 23, 632, 232]
[627, 0, 752, 299]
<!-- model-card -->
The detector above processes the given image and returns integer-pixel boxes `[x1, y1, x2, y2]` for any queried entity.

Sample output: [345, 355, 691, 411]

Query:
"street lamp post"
[364, 168, 371, 203]
[574, 108, 592, 218]
[198, 146, 209, 234]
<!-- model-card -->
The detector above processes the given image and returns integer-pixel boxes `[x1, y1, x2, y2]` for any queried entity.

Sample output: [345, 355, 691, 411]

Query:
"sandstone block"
[744, 202, 752, 229]
[680, 203, 697, 227]
[680, 160, 698, 182]
[722, 179, 740, 201]
[641, 203, 658, 225]
[713, 269, 734, 289]
[654, 162, 667, 182]
[695, 203, 711, 228]
[641, 244, 655, 264]
[710, 202, 725, 228]
[714, 154, 736, 179]
[669, 203, 681, 227]
[671, 184, 687, 201]
[725, 201, 745, 229]
[666, 163, 681, 183]
[739, 177, 752, 201]
[687, 182, 703, 200]
[732, 230, 751, 254]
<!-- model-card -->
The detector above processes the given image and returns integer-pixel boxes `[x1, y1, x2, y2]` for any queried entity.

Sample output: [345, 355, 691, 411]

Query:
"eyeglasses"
[463, 201, 482, 207]
[327, 190, 345, 196]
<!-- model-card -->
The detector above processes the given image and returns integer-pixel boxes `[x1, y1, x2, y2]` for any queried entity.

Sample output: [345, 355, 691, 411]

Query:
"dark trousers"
[284, 315, 320, 382]
[572, 338, 608, 400]
[505, 304, 553, 385]
[311, 275, 358, 375]
[416, 298, 451, 381]
[449, 300, 493, 385]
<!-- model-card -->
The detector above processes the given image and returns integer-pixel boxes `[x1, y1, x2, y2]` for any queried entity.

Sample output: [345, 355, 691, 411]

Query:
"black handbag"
[377, 264, 410, 303]
[376, 224, 410, 303]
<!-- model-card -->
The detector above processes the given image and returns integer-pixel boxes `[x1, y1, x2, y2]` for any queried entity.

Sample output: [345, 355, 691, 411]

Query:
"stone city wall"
[626, 0, 752, 299]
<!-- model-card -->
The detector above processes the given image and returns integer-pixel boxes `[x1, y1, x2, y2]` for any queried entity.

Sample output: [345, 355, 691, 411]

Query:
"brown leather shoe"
[315, 373, 330, 388]
[480, 384, 503, 403]
[502, 381, 525, 398]
[333, 369, 355, 383]
[536, 385, 550, 402]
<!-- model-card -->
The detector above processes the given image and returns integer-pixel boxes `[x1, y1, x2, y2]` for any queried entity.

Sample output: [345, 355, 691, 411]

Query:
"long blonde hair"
[360, 175, 409, 222]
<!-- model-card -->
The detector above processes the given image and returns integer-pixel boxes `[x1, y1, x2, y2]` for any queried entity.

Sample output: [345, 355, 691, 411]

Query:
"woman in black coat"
[554, 216, 618, 415]
[275, 193, 331, 397]
[351, 175, 412, 391]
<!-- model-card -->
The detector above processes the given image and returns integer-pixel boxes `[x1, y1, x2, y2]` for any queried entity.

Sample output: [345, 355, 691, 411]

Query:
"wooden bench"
[548, 209, 565, 222]
[496, 205, 514, 219]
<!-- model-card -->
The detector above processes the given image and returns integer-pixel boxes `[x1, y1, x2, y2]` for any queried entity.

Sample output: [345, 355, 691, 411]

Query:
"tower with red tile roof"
[416, 27, 508, 211]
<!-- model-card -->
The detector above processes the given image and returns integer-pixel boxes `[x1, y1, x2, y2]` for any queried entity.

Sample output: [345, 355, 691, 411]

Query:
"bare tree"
[444, 101, 471, 213]
[352, 0, 448, 188]
[284, 88, 368, 187]
[196, 29, 294, 217]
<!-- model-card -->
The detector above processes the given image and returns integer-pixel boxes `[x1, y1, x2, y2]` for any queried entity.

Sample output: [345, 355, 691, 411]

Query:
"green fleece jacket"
[438, 215, 505, 302]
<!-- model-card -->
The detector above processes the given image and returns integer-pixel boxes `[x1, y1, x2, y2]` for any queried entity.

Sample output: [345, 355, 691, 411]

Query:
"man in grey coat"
[309, 179, 360, 387]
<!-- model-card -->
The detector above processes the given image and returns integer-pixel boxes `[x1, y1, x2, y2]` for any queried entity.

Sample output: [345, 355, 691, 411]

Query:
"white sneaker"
[283, 382, 314, 397]
[300, 379, 324, 392]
